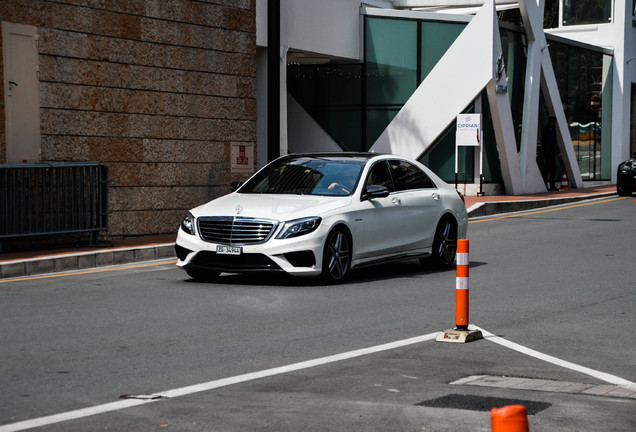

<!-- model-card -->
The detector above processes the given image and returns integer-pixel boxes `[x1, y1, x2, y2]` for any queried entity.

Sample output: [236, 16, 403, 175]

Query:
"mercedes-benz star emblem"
[235, 204, 242, 214]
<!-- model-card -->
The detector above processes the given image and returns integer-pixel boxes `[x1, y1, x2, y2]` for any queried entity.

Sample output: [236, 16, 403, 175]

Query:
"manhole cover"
[415, 394, 551, 415]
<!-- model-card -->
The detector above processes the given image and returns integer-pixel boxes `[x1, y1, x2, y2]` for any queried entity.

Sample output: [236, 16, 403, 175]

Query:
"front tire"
[428, 217, 458, 269]
[321, 228, 352, 283]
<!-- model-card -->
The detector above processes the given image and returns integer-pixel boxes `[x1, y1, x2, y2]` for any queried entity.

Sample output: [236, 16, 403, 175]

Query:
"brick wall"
[0, 0, 256, 238]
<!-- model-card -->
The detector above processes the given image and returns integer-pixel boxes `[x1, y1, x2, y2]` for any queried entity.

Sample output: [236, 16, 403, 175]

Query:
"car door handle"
[392, 197, 401, 205]
[432, 193, 440, 201]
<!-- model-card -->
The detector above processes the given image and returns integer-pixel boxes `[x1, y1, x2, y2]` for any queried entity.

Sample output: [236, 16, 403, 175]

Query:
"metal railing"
[0, 163, 110, 249]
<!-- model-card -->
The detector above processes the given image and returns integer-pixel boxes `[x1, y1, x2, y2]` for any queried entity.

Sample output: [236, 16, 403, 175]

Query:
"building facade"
[1, 0, 635, 242]
[1, 0, 256, 241]
[257, 0, 636, 195]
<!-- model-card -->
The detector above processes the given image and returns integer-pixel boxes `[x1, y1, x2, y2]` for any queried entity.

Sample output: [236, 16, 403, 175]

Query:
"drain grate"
[416, 394, 551, 415]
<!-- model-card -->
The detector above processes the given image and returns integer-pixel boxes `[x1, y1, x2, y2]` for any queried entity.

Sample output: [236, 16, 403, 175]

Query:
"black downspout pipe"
[267, 0, 280, 163]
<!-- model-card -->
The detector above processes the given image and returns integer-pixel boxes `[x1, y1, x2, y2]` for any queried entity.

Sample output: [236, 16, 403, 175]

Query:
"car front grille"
[197, 216, 278, 245]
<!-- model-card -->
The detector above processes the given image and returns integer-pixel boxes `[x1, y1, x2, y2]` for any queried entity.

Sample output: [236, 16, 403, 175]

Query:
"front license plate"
[216, 245, 242, 255]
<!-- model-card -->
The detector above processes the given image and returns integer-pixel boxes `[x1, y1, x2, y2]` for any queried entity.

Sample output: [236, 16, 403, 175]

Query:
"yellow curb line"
[0, 260, 177, 284]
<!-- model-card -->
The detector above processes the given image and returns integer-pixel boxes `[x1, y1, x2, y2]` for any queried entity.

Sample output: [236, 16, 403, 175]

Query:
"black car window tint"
[242, 157, 364, 195]
[389, 160, 436, 191]
[365, 161, 394, 191]
[246, 160, 321, 194]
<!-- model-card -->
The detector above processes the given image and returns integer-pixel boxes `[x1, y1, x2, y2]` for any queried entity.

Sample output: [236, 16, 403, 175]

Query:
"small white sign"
[231, 143, 254, 173]
[456, 114, 482, 147]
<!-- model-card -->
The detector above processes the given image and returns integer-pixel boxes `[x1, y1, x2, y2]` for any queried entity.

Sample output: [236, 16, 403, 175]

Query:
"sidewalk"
[464, 183, 617, 217]
[0, 184, 618, 279]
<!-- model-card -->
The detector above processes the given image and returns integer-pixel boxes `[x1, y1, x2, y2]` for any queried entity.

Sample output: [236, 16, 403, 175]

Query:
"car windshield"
[239, 156, 365, 196]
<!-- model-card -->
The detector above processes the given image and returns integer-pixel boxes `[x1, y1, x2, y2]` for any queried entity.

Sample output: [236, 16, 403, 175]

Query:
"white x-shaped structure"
[371, 0, 583, 194]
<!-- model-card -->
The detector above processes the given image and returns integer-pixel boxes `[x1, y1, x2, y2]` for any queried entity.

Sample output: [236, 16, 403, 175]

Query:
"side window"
[389, 160, 436, 191]
[365, 161, 394, 191]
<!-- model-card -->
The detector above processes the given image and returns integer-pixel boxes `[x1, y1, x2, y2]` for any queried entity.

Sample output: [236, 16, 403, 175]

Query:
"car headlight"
[276, 217, 321, 239]
[181, 212, 196, 235]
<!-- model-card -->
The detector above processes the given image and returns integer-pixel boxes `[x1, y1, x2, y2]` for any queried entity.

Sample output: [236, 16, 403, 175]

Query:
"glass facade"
[562, 0, 612, 26]
[288, 12, 613, 186]
[548, 42, 610, 180]
[365, 17, 472, 181]
[365, 18, 418, 150]
[288, 64, 364, 151]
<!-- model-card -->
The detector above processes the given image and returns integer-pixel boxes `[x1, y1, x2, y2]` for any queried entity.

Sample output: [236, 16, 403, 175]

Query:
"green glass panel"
[420, 21, 465, 81]
[365, 109, 399, 150]
[288, 64, 362, 151]
[365, 18, 418, 106]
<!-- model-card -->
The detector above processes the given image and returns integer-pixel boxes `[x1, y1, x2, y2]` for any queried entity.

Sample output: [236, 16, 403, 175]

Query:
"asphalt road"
[1, 196, 634, 431]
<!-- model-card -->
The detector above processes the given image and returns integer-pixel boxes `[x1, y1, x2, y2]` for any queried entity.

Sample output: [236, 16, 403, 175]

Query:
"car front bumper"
[175, 226, 328, 277]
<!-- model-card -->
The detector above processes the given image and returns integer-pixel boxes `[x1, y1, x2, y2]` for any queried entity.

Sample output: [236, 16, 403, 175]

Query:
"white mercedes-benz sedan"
[175, 153, 468, 283]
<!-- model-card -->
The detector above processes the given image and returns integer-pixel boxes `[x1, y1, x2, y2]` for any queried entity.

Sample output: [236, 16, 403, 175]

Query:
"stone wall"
[0, 0, 256, 238]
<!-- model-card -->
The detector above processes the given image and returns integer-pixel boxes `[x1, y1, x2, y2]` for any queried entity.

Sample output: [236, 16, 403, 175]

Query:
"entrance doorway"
[2, 22, 41, 164]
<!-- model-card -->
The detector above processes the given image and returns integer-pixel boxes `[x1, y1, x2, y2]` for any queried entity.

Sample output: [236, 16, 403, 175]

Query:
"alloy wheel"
[434, 219, 457, 268]
[323, 229, 351, 282]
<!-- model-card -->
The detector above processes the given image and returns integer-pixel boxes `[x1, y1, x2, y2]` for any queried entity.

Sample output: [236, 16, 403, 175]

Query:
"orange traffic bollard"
[491, 405, 529, 432]
[436, 238, 481, 343]
[455, 239, 469, 330]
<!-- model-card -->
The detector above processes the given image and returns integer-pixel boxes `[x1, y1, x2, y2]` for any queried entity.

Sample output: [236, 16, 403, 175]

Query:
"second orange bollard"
[491, 405, 530, 432]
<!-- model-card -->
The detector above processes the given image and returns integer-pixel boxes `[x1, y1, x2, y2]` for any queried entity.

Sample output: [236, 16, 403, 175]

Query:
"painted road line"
[469, 196, 630, 224]
[0, 324, 636, 432]
[3, 326, 635, 431]
[471, 325, 636, 391]
[0, 333, 438, 432]
[0, 260, 177, 284]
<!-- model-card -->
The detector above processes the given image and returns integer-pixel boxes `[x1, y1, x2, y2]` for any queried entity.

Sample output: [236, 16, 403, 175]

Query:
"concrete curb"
[0, 243, 176, 279]
[467, 191, 617, 218]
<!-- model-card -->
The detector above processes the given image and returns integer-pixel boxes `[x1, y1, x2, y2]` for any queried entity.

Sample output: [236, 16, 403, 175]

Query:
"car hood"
[191, 193, 352, 221]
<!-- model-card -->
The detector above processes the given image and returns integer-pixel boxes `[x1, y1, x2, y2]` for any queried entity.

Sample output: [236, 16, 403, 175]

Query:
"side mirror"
[230, 181, 244, 191]
[362, 184, 390, 200]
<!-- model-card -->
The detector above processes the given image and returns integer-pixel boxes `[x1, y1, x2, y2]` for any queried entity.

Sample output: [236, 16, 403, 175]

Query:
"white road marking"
[0, 333, 438, 432]
[471, 325, 636, 391]
[3, 326, 635, 432]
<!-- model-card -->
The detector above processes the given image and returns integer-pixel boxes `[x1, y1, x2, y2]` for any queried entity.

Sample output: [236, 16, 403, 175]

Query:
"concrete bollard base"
[436, 328, 483, 343]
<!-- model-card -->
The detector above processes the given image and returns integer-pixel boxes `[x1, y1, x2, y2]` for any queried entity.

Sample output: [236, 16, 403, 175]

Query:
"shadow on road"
[182, 260, 488, 288]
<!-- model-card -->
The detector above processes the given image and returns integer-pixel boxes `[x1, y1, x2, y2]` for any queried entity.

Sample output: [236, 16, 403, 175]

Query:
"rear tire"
[427, 217, 457, 269]
[617, 182, 632, 196]
[321, 228, 351, 283]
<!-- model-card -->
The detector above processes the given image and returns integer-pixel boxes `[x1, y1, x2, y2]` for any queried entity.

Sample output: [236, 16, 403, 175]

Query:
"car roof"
[280, 152, 389, 162]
